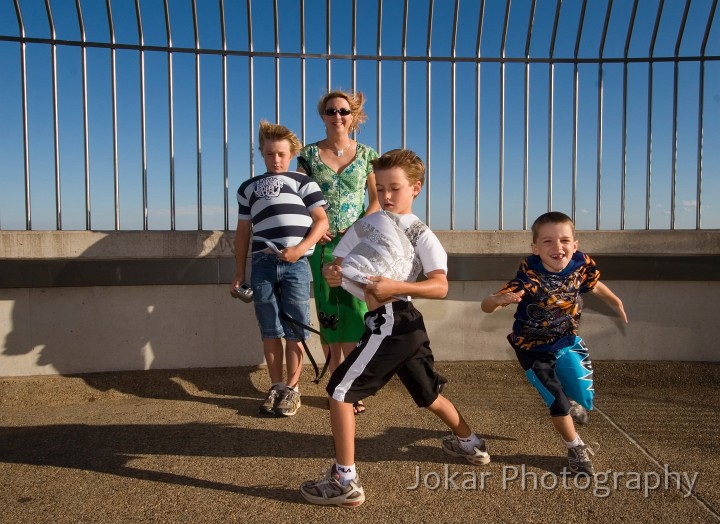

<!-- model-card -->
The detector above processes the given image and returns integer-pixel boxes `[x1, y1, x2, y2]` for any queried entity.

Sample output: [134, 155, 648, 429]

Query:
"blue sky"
[0, 0, 719, 231]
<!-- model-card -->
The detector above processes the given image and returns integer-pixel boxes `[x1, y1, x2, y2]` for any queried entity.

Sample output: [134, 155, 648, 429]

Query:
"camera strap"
[280, 311, 331, 384]
[272, 282, 331, 384]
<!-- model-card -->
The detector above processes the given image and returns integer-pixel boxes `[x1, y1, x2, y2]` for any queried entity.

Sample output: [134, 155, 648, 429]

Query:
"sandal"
[353, 400, 366, 415]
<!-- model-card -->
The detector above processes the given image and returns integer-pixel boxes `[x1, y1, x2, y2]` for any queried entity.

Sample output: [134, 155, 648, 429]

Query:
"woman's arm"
[364, 171, 381, 215]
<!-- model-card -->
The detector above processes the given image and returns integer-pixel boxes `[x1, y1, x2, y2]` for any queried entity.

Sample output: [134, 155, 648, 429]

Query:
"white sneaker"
[441, 434, 491, 465]
[258, 386, 283, 415]
[300, 465, 365, 507]
[274, 389, 301, 417]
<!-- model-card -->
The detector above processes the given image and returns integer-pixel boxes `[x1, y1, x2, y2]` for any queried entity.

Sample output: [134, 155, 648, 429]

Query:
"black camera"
[231, 282, 254, 303]
[318, 311, 338, 330]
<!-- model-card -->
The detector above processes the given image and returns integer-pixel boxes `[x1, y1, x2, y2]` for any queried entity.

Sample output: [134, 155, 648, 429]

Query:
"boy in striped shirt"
[232, 120, 328, 417]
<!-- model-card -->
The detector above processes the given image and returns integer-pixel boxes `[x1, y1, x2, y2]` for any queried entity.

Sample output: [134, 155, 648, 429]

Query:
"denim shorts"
[250, 253, 311, 340]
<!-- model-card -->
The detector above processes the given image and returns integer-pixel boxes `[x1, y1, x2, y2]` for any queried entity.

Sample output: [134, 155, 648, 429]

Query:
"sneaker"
[441, 434, 491, 465]
[567, 443, 596, 475]
[258, 386, 283, 415]
[275, 389, 301, 417]
[569, 400, 589, 425]
[300, 465, 365, 507]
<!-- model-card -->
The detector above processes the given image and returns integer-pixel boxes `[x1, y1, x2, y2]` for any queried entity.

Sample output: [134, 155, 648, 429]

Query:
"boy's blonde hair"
[371, 149, 425, 187]
[258, 120, 302, 154]
[531, 211, 575, 242]
[317, 90, 368, 133]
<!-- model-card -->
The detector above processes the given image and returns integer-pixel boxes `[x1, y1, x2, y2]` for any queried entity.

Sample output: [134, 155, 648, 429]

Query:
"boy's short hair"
[317, 90, 368, 133]
[531, 211, 575, 242]
[370, 149, 425, 187]
[258, 120, 302, 154]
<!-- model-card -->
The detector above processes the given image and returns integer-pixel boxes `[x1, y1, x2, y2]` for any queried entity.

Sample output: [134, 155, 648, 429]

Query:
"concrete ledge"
[2, 230, 719, 377]
[1, 254, 719, 288]
[1, 229, 719, 259]
[2, 230, 719, 288]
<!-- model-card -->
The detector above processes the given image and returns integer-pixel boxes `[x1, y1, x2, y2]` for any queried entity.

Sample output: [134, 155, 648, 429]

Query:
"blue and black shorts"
[514, 336, 594, 417]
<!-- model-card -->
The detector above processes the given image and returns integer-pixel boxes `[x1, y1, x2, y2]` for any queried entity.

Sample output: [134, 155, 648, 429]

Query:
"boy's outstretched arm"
[591, 281, 628, 323]
[481, 289, 524, 313]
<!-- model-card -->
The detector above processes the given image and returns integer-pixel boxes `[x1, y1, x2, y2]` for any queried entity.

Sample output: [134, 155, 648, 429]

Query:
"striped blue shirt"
[237, 171, 327, 256]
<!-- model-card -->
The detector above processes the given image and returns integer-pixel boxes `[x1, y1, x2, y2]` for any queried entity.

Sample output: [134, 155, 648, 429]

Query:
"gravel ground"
[1, 361, 719, 523]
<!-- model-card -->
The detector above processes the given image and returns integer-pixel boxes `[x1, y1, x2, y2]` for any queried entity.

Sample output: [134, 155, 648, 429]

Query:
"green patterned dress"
[298, 142, 379, 343]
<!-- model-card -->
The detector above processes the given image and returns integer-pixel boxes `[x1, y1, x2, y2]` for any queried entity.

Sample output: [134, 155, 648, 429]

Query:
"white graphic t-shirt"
[333, 210, 447, 301]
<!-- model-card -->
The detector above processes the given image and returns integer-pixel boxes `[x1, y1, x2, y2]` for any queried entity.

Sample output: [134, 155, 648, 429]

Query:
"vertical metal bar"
[273, 0, 280, 121]
[247, 0, 255, 178]
[450, 0, 459, 230]
[75, 0, 91, 230]
[163, 0, 176, 230]
[44, 0, 62, 229]
[326, 0, 331, 91]
[220, 0, 229, 230]
[13, 0, 31, 230]
[192, 0, 202, 229]
[135, 0, 148, 230]
[401, 0, 408, 148]
[499, 0, 510, 230]
[475, 0, 486, 229]
[547, 0, 562, 214]
[572, 0, 588, 224]
[352, 0, 357, 95]
[523, 0, 535, 230]
[426, 0, 433, 225]
[697, 0, 718, 228]
[105, 0, 120, 229]
[377, 0, 383, 155]
[670, 0, 692, 230]
[696, 59, 705, 230]
[596, 0, 613, 229]
[300, 0, 306, 144]
[620, 0, 639, 230]
[646, 0, 663, 229]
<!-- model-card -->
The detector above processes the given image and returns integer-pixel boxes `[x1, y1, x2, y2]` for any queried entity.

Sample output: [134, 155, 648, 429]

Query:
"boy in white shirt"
[300, 149, 488, 507]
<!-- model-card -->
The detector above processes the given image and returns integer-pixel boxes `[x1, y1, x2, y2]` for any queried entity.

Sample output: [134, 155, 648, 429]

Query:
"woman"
[298, 90, 379, 414]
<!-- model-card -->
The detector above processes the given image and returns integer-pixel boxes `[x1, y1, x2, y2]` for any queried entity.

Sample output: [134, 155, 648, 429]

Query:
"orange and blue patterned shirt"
[498, 251, 600, 352]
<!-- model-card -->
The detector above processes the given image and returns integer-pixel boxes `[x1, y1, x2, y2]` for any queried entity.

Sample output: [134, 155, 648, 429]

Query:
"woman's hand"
[323, 263, 343, 287]
[318, 231, 334, 245]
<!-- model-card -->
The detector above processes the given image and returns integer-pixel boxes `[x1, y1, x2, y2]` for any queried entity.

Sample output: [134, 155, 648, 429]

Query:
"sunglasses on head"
[324, 108, 352, 116]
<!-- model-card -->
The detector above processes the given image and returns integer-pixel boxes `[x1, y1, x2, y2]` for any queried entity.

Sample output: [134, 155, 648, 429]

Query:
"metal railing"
[0, 0, 718, 231]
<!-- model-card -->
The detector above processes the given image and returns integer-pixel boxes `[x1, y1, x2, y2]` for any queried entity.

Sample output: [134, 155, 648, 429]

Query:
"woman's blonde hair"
[317, 90, 368, 133]
[258, 120, 302, 154]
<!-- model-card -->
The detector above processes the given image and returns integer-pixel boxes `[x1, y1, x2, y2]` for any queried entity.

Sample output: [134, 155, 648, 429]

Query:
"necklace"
[324, 140, 352, 157]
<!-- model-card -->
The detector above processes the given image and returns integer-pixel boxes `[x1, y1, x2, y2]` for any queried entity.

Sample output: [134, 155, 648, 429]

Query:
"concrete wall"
[1, 230, 718, 377]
